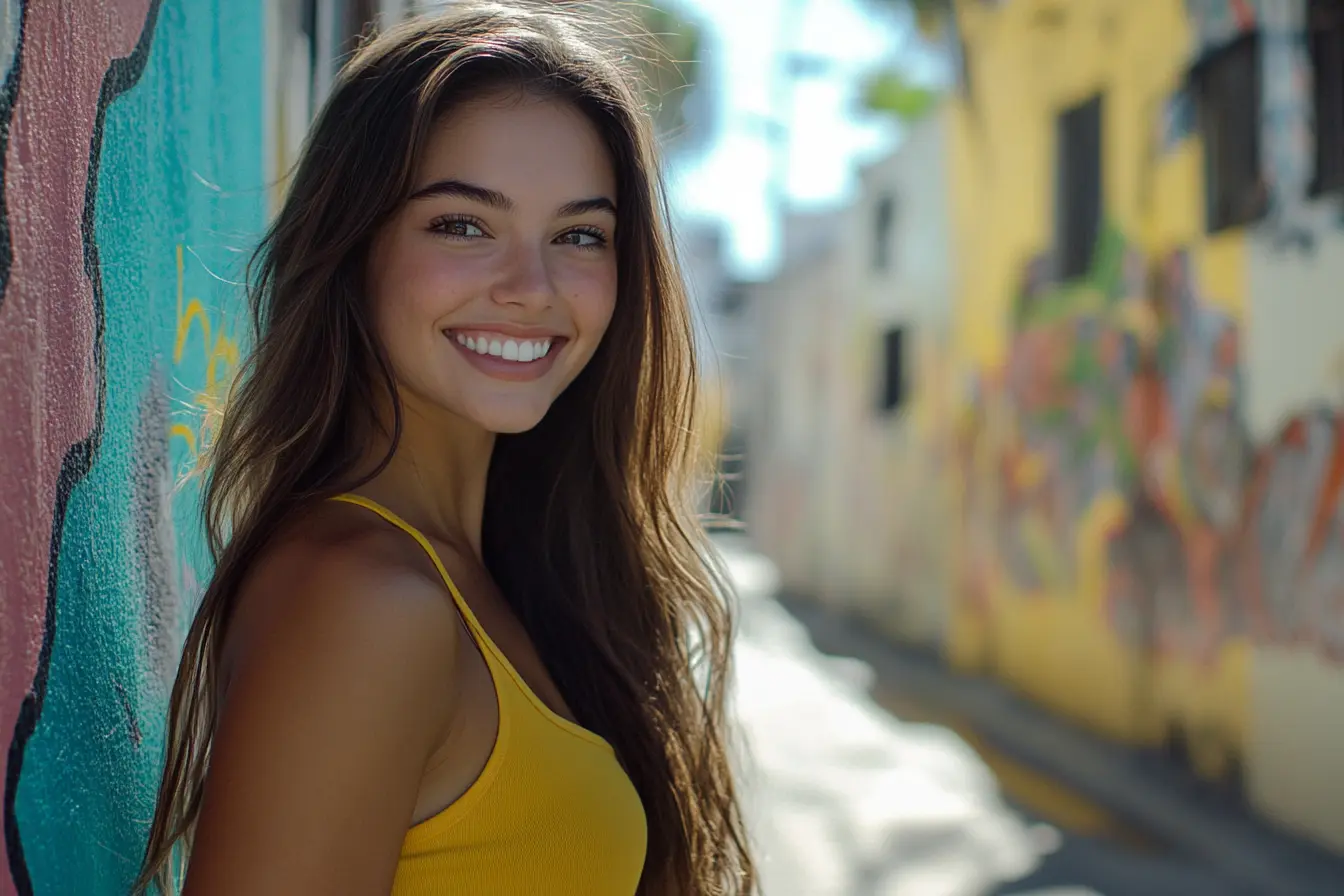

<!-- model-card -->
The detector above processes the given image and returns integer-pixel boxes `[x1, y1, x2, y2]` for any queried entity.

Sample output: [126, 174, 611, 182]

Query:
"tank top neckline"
[328, 491, 612, 753]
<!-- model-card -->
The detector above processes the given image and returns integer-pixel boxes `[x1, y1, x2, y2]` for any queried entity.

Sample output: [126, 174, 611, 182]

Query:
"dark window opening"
[301, 0, 318, 108]
[719, 284, 747, 316]
[874, 195, 896, 271]
[878, 326, 906, 413]
[1055, 94, 1103, 281]
[1191, 33, 1266, 232]
[1309, 0, 1344, 196]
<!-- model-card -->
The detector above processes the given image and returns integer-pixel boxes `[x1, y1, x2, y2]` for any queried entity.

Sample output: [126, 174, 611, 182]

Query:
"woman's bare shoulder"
[185, 501, 463, 893]
[221, 499, 461, 688]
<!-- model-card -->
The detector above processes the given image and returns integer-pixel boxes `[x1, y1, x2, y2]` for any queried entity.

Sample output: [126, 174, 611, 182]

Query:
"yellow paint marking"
[169, 243, 240, 459]
[169, 423, 196, 456]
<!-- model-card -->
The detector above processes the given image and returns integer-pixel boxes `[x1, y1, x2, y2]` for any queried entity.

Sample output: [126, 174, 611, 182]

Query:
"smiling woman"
[369, 97, 618, 432]
[132, 4, 756, 895]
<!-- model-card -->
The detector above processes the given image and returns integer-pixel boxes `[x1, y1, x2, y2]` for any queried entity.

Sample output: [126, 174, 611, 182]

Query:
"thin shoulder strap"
[330, 493, 614, 750]
[328, 493, 491, 644]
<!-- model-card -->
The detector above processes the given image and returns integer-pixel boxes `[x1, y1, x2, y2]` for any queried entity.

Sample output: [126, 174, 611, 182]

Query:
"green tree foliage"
[861, 68, 939, 120]
[871, 0, 954, 36]
[859, 0, 952, 120]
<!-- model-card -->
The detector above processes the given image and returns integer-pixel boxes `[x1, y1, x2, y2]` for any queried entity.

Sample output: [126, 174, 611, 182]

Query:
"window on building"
[301, 0, 318, 87]
[719, 283, 747, 316]
[1191, 33, 1266, 232]
[874, 195, 896, 271]
[1055, 94, 1103, 281]
[957, 40, 974, 101]
[1310, 0, 1344, 196]
[878, 326, 906, 413]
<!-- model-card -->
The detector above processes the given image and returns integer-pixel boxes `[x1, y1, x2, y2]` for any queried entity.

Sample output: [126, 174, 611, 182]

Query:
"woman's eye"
[434, 218, 485, 239]
[558, 229, 606, 248]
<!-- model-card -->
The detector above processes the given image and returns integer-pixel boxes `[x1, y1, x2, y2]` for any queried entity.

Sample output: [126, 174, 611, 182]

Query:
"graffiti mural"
[1243, 410, 1344, 660]
[956, 213, 1344, 668]
[958, 225, 1144, 600]
[0, 1, 265, 893]
[918, 0, 1344, 853]
[973, 232, 1254, 659]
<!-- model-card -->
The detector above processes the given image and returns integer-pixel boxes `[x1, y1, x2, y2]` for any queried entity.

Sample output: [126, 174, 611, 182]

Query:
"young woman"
[134, 3, 755, 894]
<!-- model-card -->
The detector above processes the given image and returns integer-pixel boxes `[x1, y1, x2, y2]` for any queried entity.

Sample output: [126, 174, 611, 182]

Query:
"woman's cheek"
[560, 264, 618, 334]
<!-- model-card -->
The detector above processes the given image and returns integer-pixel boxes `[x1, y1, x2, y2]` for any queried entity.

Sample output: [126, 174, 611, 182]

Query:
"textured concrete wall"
[0, 1, 265, 893]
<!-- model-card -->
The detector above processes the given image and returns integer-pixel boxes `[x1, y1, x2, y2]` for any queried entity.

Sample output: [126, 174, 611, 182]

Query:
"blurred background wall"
[737, 0, 1344, 858]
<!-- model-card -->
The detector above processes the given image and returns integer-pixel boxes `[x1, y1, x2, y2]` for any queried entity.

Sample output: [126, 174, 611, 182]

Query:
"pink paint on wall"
[0, 1, 151, 888]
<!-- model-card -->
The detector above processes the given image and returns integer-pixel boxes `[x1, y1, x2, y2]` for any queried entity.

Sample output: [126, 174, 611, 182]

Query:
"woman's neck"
[355, 397, 495, 559]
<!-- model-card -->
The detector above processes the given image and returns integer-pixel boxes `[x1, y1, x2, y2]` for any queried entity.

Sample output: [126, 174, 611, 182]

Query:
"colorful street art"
[957, 218, 1344, 668]
[1243, 409, 1344, 660]
[0, 1, 265, 893]
[901, 0, 1344, 853]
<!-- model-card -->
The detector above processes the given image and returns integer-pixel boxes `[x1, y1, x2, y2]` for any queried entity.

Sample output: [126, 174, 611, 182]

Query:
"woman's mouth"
[450, 331, 555, 362]
[445, 329, 567, 382]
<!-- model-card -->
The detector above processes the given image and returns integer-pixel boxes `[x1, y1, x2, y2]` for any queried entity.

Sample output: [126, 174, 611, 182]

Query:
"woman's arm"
[183, 545, 460, 896]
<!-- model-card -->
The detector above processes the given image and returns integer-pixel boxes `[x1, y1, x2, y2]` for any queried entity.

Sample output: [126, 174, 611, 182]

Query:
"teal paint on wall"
[3, 1, 265, 892]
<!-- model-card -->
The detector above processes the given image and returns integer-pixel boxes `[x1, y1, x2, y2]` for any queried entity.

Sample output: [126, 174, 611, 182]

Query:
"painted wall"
[742, 116, 960, 643]
[742, 0, 1344, 856]
[940, 0, 1344, 851]
[931, 0, 1225, 748]
[0, 1, 267, 893]
[743, 209, 854, 592]
[826, 116, 958, 641]
[1242, 228, 1344, 848]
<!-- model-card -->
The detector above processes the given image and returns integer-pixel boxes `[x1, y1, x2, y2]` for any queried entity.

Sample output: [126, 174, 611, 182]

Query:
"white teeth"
[453, 332, 557, 362]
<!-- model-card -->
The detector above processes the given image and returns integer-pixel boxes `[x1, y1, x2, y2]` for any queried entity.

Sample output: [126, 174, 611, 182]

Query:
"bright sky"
[669, 0, 903, 279]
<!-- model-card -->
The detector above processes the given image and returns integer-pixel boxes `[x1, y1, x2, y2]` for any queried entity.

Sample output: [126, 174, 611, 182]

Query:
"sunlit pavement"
[715, 535, 1344, 896]
[719, 536, 1048, 896]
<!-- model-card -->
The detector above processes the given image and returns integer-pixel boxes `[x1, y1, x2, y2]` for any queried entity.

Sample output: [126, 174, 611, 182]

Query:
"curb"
[777, 593, 1344, 896]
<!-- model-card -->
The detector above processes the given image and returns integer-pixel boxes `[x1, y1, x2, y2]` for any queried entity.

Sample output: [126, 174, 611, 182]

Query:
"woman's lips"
[445, 330, 567, 382]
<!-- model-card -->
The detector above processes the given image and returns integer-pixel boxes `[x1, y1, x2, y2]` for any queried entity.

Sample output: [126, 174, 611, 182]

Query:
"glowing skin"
[367, 94, 619, 435]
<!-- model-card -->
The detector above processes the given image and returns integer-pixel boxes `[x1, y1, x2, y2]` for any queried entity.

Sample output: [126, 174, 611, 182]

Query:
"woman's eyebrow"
[407, 178, 615, 218]
[557, 197, 617, 217]
[408, 178, 512, 209]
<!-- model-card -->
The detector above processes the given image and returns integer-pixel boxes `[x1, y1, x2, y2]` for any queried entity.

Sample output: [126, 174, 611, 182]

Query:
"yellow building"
[740, 0, 1344, 854]
[939, 0, 1344, 851]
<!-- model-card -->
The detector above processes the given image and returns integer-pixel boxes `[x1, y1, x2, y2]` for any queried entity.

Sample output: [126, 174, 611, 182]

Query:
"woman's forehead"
[414, 95, 617, 209]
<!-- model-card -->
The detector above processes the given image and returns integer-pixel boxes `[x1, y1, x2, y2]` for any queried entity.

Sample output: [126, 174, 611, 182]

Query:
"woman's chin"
[469, 403, 551, 436]
[486, 418, 545, 436]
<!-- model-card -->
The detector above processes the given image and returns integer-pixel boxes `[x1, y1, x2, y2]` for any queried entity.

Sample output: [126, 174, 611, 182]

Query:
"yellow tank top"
[329, 494, 648, 895]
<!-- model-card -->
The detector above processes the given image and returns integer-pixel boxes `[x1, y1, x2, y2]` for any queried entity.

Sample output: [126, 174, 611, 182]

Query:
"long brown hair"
[134, 3, 754, 893]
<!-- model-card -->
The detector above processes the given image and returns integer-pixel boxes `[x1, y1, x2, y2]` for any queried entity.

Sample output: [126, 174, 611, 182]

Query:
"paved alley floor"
[716, 536, 1306, 896]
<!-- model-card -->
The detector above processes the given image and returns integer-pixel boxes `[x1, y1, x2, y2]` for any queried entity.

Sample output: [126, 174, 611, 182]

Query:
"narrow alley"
[721, 535, 1344, 896]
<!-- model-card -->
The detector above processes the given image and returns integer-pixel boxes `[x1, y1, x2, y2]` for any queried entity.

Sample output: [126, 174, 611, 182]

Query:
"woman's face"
[367, 92, 619, 434]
